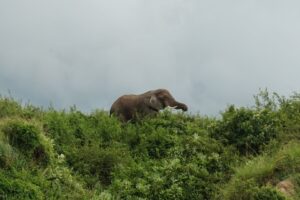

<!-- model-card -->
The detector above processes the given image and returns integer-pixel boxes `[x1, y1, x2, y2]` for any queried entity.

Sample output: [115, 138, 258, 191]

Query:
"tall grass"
[220, 141, 300, 200]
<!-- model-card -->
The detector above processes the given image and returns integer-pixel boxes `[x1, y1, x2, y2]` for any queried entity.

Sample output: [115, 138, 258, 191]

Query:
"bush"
[110, 158, 221, 200]
[277, 94, 300, 141]
[210, 105, 280, 155]
[1, 119, 54, 166]
[0, 92, 299, 199]
[254, 186, 286, 200]
[144, 128, 175, 159]
[0, 172, 44, 200]
[104, 114, 237, 200]
[89, 110, 122, 144]
[43, 109, 126, 188]
[219, 141, 300, 200]
[0, 140, 15, 168]
[69, 143, 132, 188]
[220, 178, 287, 200]
[0, 97, 22, 118]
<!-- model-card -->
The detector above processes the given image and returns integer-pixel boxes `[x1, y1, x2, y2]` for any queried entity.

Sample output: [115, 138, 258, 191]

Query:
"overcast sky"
[1, 0, 300, 115]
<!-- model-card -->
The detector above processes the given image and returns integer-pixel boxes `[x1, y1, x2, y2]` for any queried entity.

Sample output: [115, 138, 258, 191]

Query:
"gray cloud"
[1, 0, 300, 115]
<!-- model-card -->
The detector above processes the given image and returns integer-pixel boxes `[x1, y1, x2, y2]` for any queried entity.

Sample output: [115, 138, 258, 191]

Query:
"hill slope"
[0, 91, 299, 199]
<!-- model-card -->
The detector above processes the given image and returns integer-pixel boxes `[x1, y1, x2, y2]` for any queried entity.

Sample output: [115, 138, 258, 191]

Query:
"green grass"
[220, 141, 300, 200]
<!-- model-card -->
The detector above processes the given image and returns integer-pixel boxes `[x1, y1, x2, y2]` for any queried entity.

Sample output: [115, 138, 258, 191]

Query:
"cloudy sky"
[0, 0, 300, 115]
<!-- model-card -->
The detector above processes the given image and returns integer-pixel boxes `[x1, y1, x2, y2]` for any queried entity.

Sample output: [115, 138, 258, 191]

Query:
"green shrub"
[0, 92, 299, 199]
[40, 165, 89, 199]
[2, 120, 54, 166]
[220, 178, 287, 200]
[43, 109, 126, 188]
[144, 128, 175, 159]
[106, 115, 237, 200]
[277, 94, 300, 141]
[110, 157, 220, 200]
[220, 141, 300, 200]
[69, 143, 132, 188]
[21, 104, 44, 120]
[0, 140, 15, 168]
[254, 90, 300, 142]
[254, 186, 286, 200]
[0, 96, 22, 118]
[89, 110, 122, 144]
[0, 172, 43, 200]
[210, 105, 280, 155]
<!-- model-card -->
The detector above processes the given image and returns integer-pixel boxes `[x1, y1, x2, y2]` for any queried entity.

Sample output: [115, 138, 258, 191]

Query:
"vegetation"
[0, 90, 299, 199]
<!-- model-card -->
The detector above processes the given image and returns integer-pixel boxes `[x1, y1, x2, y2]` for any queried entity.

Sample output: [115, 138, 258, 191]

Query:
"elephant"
[110, 89, 188, 122]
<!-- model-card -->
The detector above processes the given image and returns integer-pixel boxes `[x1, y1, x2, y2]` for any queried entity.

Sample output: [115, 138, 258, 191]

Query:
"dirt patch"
[276, 179, 295, 197]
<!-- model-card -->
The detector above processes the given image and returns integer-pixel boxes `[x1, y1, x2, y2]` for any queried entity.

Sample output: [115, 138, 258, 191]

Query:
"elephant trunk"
[168, 100, 188, 111]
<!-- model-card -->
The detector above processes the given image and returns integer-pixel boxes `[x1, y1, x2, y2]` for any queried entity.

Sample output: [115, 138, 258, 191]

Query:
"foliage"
[105, 115, 236, 200]
[0, 96, 22, 118]
[0, 171, 44, 200]
[210, 105, 280, 155]
[0, 91, 299, 199]
[219, 141, 300, 200]
[0, 139, 15, 168]
[1, 119, 55, 166]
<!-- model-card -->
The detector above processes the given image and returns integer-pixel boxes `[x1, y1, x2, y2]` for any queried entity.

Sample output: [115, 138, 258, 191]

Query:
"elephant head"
[145, 89, 188, 112]
[110, 89, 188, 122]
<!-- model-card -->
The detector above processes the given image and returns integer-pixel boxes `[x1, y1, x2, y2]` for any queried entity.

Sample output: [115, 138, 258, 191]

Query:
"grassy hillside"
[0, 90, 299, 199]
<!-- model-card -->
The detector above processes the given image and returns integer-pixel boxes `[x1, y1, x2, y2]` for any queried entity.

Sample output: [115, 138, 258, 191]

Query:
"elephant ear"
[145, 95, 163, 111]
